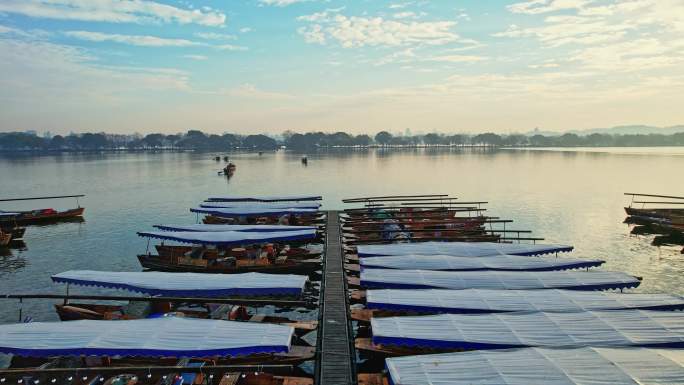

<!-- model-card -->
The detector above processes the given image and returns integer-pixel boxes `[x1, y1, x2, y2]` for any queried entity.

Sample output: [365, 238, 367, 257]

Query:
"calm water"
[0, 148, 683, 323]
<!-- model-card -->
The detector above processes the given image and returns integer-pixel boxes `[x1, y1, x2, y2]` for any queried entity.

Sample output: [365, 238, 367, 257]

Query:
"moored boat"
[0, 207, 85, 225]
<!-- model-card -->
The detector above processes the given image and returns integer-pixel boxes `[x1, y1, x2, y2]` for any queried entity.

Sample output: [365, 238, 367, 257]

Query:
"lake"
[0, 147, 683, 323]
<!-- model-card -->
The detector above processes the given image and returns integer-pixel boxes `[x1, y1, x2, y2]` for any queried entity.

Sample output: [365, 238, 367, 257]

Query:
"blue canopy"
[191, 207, 320, 217]
[154, 224, 318, 233]
[0, 317, 293, 358]
[371, 310, 684, 350]
[137, 229, 317, 245]
[52, 270, 309, 296]
[385, 348, 684, 385]
[206, 195, 322, 202]
[357, 241, 574, 257]
[200, 202, 321, 209]
[360, 254, 604, 271]
[366, 289, 684, 313]
[360, 269, 641, 291]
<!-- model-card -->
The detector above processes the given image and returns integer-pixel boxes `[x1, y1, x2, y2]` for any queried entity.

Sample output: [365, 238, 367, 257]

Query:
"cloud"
[259, 0, 309, 6]
[0, 0, 226, 27]
[298, 14, 460, 48]
[64, 31, 202, 47]
[393, 12, 417, 19]
[183, 54, 208, 61]
[507, 0, 594, 15]
[239, 27, 253, 33]
[195, 32, 237, 40]
[64, 31, 248, 51]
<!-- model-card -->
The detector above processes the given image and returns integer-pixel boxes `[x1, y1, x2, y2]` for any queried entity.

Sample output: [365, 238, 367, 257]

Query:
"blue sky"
[1, 0, 683, 135]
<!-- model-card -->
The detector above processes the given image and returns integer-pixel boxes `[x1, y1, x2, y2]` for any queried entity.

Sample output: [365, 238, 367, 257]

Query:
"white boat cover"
[356, 241, 573, 257]
[206, 195, 322, 202]
[360, 254, 604, 271]
[200, 202, 321, 209]
[192, 207, 319, 217]
[52, 270, 308, 296]
[360, 269, 640, 291]
[154, 224, 318, 233]
[0, 317, 293, 357]
[137, 229, 317, 245]
[386, 347, 684, 385]
[371, 310, 684, 349]
[366, 289, 684, 313]
[0, 212, 20, 217]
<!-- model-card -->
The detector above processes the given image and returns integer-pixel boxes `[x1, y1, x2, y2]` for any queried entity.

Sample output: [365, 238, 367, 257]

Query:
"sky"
[0, 0, 683, 135]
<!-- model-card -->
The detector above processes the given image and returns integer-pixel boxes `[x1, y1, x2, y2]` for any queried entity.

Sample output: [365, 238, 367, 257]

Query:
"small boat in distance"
[0, 194, 85, 226]
[0, 230, 11, 246]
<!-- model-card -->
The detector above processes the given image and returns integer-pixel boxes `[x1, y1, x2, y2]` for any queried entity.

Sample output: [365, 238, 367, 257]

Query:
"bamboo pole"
[624, 193, 684, 200]
[0, 194, 85, 202]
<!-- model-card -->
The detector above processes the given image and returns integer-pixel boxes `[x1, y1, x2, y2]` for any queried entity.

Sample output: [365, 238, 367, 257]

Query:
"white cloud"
[507, 0, 594, 15]
[0, 0, 226, 27]
[63, 31, 248, 51]
[427, 54, 486, 63]
[64, 31, 201, 47]
[298, 14, 460, 48]
[195, 32, 237, 40]
[393, 12, 416, 19]
[183, 54, 208, 61]
[239, 27, 253, 33]
[259, 0, 309, 6]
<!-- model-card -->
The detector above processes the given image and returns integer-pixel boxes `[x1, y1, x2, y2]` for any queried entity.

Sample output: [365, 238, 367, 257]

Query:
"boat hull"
[1, 207, 85, 225]
[138, 254, 320, 275]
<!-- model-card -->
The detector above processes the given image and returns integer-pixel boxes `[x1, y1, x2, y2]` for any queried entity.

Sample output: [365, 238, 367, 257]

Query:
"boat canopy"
[385, 347, 684, 385]
[52, 270, 308, 296]
[366, 288, 684, 313]
[154, 224, 318, 233]
[371, 310, 684, 350]
[206, 195, 322, 202]
[191, 207, 319, 217]
[0, 317, 293, 358]
[0, 212, 20, 218]
[360, 269, 640, 291]
[356, 241, 574, 257]
[137, 229, 317, 245]
[360, 254, 604, 271]
[200, 202, 321, 209]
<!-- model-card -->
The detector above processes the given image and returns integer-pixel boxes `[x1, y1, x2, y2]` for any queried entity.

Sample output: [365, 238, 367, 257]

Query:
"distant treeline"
[1, 129, 684, 152]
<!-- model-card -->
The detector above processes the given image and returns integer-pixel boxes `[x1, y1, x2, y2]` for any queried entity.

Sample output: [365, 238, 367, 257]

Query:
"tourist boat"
[355, 310, 684, 357]
[354, 241, 574, 257]
[137, 230, 321, 274]
[206, 195, 322, 203]
[349, 288, 684, 322]
[625, 206, 684, 220]
[0, 230, 11, 246]
[0, 213, 26, 241]
[50, 270, 317, 333]
[0, 207, 85, 225]
[357, 347, 684, 385]
[193, 207, 323, 226]
[3, 317, 315, 370]
[352, 269, 641, 291]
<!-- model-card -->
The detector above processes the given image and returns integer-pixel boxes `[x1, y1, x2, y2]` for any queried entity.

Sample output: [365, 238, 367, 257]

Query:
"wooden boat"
[54, 303, 317, 334]
[625, 207, 684, 220]
[355, 338, 447, 357]
[138, 253, 320, 275]
[154, 245, 321, 260]
[1, 226, 26, 241]
[357, 373, 389, 385]
[217, 372, 312, 385]
[344, 232, 499, 245]
[0, 230, 11, 246]
[0, 207, 85, 225]
[203, 215, 323, 226]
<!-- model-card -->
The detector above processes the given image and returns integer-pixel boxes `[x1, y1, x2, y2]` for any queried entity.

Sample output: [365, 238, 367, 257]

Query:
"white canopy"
[52, 270, 308, 296]
[366, 289, 684, 313]
[191, 207, 319, 217]
[386, 348, 684, 385]
[200, 202, 321, 209]
[360, 254, 604, 271]
[206, 195, 322, 202]
[154, 224, 318, 233]
[360, 269, 640, 291]
[137, 229, 317, 245]
[0, 317, 293, 357]
[356, 241, 573, 257]
[371, 310, 684, 349]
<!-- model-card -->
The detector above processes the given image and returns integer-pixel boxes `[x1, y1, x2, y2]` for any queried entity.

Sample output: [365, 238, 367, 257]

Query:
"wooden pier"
[317, 211, 355, 385]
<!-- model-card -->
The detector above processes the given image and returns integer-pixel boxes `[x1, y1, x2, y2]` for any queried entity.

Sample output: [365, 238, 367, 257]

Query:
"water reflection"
[0, 148, 683, 322]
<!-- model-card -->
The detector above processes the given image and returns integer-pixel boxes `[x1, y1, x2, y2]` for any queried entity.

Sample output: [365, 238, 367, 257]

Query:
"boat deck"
[317, 211, 355, 384]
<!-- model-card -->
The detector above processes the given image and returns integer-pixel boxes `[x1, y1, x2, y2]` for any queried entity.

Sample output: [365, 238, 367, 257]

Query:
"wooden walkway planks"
[317, 211, 355, 385]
